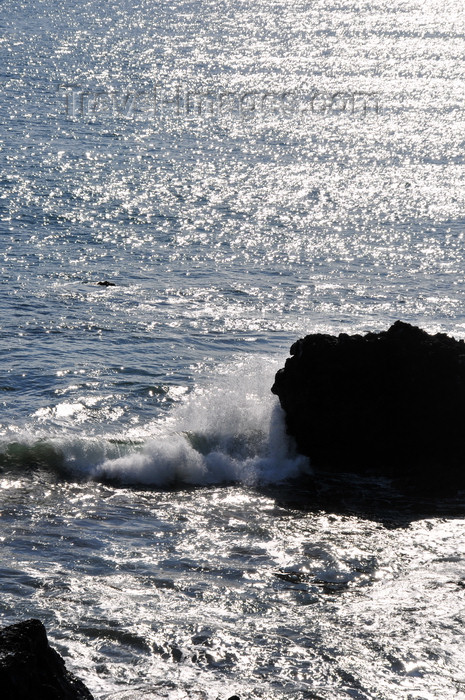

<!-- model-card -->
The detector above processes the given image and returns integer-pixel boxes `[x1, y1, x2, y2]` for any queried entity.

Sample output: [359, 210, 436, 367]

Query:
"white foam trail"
[90, 356, 310, 486]
[0, 356, 309, 487]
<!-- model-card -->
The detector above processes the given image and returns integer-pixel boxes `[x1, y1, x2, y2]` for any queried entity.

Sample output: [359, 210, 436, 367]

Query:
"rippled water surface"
[1, 0, 465, 698]
[2, 474, 465, 700]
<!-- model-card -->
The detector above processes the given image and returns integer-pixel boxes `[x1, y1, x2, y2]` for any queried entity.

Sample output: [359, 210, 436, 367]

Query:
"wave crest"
[1, 357, 310, 487]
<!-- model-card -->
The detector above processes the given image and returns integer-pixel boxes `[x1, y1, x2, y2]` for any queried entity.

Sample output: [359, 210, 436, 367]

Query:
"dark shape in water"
[271, 321, 465, 493]
[0, 619, 94, 699]
[97, 280, 116, 287]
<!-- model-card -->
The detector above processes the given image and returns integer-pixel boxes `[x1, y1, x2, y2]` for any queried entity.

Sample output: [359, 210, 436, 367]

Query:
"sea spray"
[93, 356, 310, 486]
[0, 356, 310, 487]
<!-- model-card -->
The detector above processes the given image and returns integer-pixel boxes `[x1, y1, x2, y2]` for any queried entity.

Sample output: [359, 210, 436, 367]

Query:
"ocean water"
[1, 0, 465, 698]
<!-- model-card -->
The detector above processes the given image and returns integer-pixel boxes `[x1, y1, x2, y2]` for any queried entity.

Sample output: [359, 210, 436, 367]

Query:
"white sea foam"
[90, 357, 309, 486]
[0, 357, 309, 487]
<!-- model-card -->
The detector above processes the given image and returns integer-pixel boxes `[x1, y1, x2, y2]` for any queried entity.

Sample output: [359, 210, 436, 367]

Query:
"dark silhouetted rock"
[271, 321, 465, 492]
[97, 280, 115, 287]
[0, 619, 94, 700]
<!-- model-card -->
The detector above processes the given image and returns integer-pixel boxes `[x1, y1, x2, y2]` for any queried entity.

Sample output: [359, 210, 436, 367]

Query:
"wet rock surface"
[272, 321, 465, 492]
[0, 619, 94, 700]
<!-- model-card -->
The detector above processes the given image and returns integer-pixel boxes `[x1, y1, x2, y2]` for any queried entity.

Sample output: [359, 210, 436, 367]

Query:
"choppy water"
[1, 0, 465, 698]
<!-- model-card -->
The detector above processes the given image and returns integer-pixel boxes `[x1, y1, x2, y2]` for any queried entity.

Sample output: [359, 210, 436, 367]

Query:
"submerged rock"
[271, 321, 465, 491]
[0, 619, 94, 700]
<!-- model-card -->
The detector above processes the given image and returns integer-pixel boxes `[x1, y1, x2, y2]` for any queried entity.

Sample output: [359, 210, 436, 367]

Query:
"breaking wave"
[0, 357, 309, 487]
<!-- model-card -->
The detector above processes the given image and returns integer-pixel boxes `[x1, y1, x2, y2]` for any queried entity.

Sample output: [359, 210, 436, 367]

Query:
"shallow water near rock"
[2, 471, 465, 699]
[1, 0, 465, 697]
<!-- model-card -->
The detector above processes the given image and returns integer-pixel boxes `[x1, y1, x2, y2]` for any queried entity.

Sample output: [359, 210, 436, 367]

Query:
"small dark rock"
[97, 280, 116, 287]
[274, 570, 309, 584]
[0, 619, 94, 700]
[191, 634, 212, 646]
[272, 321, 465, 492]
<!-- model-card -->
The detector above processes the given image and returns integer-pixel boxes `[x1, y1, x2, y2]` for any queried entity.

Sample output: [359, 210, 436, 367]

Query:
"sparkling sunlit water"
[1, 0, 465, 698]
